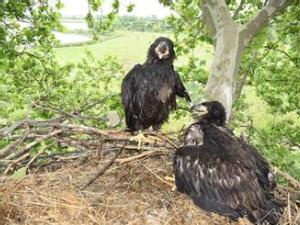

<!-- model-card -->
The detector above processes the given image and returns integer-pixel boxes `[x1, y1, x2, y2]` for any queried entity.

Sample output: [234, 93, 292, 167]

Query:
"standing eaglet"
[121, 37, 191, 136]
[174, 101, 284, 225]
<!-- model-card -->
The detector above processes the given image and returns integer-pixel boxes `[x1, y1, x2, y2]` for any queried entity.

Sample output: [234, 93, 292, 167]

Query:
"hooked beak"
[191, 104, 208, 119]
[155, 42, 169, 60]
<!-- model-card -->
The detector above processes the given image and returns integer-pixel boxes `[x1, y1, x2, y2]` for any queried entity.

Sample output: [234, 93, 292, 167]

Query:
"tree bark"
[199, 0, 289, 121]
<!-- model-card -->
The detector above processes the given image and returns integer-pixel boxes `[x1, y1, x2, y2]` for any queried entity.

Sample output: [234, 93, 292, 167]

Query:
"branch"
[273, 166, 300, 190]
[81, 146, 124, 190]
[116, 150, 165, 164]
[199, 0, 233, 39]
[232, 0, 245, 19]
[264, 46, 299, 67]
[0, 130, 30, 159]
[6, 129, 63, 160]
[240, 0, 289, 46]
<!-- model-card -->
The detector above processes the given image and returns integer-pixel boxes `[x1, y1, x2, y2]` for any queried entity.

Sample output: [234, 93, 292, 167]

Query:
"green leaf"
[11, 167, 27, 180]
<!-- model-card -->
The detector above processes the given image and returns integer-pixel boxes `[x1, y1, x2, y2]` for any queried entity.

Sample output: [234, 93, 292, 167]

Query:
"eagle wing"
[121, 64, 144, 129]
[210, 125, 275, 190]
[174, 71, 191, 102]
[173, 145, 266, 220]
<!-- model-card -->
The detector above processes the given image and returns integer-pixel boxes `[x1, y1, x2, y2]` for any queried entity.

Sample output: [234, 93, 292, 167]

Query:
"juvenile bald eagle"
[121, 37, 190, 133]
[174, 101, 283, 225]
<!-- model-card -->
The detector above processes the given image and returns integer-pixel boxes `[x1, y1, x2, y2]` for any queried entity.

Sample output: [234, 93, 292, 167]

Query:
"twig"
[142, 165, 174, 188]
[293, 211, 300, 225]
[26, 143, 54, 170]
[116, 150, 166, 164]
[147, 133, 179, 149]
[273, 167, 300, 190]
[0, 129, 30, 158]
[288, 193, 292, 225]
[81, 146, 124, 190]
[0, 118, 64, 137]
[4, 152, 31, 175]
[6, 129, 63, 161]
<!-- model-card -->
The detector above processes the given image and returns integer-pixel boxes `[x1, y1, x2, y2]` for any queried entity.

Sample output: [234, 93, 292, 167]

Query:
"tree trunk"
[199, 0, 289, 121]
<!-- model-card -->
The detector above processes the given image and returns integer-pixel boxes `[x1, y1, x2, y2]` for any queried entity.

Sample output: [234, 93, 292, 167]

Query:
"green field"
[53, 30, 298, 132]
[54, 30, 213, 71]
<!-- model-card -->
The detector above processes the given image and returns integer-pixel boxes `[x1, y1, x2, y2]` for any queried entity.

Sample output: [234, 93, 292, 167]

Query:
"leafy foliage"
[161, 0, 300, 181]
[0, 0, 299, 182]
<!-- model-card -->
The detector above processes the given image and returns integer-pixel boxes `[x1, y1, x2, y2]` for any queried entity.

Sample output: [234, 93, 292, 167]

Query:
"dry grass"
[0, 150, 299, 225]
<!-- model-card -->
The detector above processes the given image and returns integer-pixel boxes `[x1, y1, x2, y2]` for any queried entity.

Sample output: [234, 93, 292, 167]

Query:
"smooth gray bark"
[199, 0, 289, 120]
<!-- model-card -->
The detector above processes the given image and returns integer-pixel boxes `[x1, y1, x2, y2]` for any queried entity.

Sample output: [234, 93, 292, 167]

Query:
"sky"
[54, 0, 171, 18]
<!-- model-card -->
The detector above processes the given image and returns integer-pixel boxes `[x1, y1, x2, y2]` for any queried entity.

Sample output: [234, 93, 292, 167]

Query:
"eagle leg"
[129, 130, 147, 150]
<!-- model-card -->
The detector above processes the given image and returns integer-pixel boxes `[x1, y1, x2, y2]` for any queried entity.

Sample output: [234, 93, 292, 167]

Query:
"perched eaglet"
[121, 37, 191, 133]
[174, 101, 284, 225]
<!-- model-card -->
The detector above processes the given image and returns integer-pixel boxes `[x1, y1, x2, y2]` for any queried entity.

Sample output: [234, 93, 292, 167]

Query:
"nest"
[0, 113, 299, 225]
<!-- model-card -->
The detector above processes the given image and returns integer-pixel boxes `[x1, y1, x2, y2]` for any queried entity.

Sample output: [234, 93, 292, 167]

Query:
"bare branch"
[5, 129, 63, 161]
[240, 0, 289, 46]
[0, 130, 30, 159]
[273, 166, 300, 190]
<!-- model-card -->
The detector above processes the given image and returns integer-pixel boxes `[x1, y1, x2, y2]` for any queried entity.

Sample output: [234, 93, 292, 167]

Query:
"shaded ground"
[0, 147, 299, 225]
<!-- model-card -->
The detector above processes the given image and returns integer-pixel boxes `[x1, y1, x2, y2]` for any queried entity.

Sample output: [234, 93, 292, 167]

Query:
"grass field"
[54, 30, 213, 71]
[53, 30, 298, 132]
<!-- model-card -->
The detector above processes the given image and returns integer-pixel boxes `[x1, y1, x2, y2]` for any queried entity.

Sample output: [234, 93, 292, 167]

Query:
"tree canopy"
[0, 0, 299, 181]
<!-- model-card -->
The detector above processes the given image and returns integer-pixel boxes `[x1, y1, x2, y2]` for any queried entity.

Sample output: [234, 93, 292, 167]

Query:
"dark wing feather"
[174, 72, 191, 102]
[210, 125, 275, 190]
[121, 64, 144, 130]
[173, 145, 277, 223]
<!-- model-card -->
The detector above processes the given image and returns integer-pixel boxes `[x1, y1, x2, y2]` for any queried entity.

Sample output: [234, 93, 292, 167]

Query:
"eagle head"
[191, 101, 226, 126]
[148, 37, 175, 62]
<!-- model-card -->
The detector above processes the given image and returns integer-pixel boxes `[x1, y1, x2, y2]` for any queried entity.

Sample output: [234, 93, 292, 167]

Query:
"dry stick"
[293, 211, 300, 225]
[0, 129, 30, 158]
[5, 129, 63, 161]
[273, 166, 300, 190]
[0, 117, 64, 137]
[142, 165, 174, 188]
[287, 193, 292, 225]
[4, 152, 31, 175]
[81, 146, 124, 190]
[116, 150, 166, 164]
[147, 133, 179, 149]
[26, 143, 55, 170]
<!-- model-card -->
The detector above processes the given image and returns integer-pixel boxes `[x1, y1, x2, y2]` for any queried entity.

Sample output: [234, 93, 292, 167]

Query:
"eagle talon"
[164, 176, 175, 182]
[129, 131, 147, 150]
[164, 176, 176, 191]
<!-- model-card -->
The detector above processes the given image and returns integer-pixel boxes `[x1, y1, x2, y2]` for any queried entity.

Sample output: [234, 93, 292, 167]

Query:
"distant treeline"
[62, 15, 172, 33]
[113, 16, 172, 32]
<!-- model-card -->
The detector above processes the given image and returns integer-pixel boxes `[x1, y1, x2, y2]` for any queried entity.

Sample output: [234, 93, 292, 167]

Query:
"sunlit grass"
[53, 30, 291, 133]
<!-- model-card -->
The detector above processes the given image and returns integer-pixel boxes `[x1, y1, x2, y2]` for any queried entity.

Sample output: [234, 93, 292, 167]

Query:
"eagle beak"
[158, 52, 164, 59]
[155, 42, 169, 60]
[191, 104, 208, 119]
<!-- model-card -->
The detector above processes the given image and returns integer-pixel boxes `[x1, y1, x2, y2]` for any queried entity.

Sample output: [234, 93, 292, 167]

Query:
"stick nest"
[0, 117, 299, 225]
